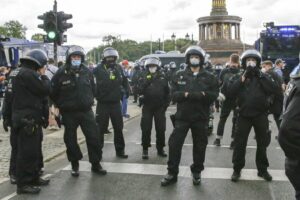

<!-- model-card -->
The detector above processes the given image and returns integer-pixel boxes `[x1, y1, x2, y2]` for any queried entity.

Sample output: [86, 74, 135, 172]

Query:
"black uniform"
[12, 66, 50, 188]
[228, 69, 278, 173]
[51, 64, 102, 164]
[279, 73, 300, 200]
[138, 70, 170, 151]
[93, 62, 129, 155]
[216, 67, 242, 140]
[267, 69, 284, 129]
[167, 68, 218, 175]
[132, 65, 142, 102]
[2, 68, 19, 178]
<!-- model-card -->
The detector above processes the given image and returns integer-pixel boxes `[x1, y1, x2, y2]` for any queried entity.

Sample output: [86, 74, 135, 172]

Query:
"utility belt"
[13, 117, 41, 135]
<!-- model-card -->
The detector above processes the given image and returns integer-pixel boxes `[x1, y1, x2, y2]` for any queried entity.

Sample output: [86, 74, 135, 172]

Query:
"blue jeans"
[122, 95, 128, 116]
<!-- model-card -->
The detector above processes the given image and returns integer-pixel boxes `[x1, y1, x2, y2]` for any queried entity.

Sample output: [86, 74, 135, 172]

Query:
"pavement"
[0, 100, 296, 200]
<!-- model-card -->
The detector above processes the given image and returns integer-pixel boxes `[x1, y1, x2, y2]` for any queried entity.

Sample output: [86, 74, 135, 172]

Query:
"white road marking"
[0, 192, 16, 200]
[62, 161, 289, 182]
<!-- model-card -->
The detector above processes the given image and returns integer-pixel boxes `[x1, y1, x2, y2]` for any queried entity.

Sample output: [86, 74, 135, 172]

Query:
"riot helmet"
[184, 45, 206, 67]
[102, 47, 119, 63]
[66, 45, 85, 63]
[290, 65, 300, 79]
[170, 62, 177, 69]
[145, 57, 160, 74]
[20, 49, 48, 69]
[241, 49, 262, 68]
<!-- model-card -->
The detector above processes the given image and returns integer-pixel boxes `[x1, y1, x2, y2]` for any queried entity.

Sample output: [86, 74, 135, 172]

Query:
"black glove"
[243, 66, 252, 79]
[55, 115, 62, 128]
[42, 117, 49, 129]
[3, 119, 10, 132]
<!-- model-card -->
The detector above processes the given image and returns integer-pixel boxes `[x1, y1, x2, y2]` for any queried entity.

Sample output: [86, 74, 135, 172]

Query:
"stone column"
[237, 24, 241, 40]
[213, 24, 217, 39]
[221, 23, 224, 39]
[235, 24, 238, 40]
[207, 24, 210, 40]
[229, 24, 232, 40]
[203, 25, 206, 40]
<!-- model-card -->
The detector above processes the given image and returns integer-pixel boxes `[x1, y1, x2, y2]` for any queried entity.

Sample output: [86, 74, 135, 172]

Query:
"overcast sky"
[1, 0, 300, 51]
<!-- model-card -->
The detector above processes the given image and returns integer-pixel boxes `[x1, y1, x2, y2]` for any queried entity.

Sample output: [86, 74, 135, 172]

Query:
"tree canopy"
[87, 35, 197, 63]
[0, 20, 27, 39]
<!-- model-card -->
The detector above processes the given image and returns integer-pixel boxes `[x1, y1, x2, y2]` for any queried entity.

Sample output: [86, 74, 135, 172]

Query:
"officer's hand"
[3, 119, 10, 132]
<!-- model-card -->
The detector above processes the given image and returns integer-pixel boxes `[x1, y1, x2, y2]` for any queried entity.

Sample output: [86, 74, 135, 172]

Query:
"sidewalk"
[0, 102, 141, 179]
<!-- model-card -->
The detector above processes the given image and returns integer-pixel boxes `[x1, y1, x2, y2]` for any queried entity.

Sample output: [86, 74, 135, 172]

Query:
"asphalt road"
[0, 105, 295, 200]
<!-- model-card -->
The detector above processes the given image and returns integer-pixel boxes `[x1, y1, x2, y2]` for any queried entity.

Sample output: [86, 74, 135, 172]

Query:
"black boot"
[230, 140, 235, 150]
[157, 149, 167, 157]
[161, 173, 177, 186]
[231, 170, 241, 182]
[91, 163, 107, 175]
[213, 138, 221, 147]
[192, 173, 201, 185]
[142, 149, 149, 160]
[71, 161, 79, 177]
[258, 171, 272, 182]
[116, 151, 128, 159]
[10, 175, 17, 185]
[17, 185, 41, 195]
[31, 177, 50, 186]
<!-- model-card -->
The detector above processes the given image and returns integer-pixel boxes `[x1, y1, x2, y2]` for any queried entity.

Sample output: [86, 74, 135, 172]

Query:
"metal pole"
[53, 0, 58, 65]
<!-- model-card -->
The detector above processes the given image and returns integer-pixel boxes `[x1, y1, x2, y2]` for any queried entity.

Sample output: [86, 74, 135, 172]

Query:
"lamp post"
[171, 33, 176, 51]
[185, 33, 190, 40]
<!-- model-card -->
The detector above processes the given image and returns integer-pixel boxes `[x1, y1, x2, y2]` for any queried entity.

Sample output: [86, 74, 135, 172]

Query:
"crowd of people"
[1, 44, 299, 199]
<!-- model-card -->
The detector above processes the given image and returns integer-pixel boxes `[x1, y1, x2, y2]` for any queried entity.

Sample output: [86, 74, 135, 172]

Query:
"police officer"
[213, 54, 242, 148]
[11, 49, 51, 194]
[51, 46, 106, 177]
[166, 62, 177, 83]
[2, 64, 19, 184]
[93, 47, 129, 159]
[161, 46, 218, 186]
[228, 50, 279, 182]
[137, 57, 170, 159]
[279, 60, 300, 200]
[131, 62, 142, 103]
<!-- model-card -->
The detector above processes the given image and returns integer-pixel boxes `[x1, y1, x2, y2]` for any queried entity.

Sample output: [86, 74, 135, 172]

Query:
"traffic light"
[57, 12, 73, 33]
[37, 11, 58, 43]
[37, 10, 72, 45]
[45, 11, 58, 42]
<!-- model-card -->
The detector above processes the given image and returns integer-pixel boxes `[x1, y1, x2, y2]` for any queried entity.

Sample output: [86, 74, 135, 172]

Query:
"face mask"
[261, 68, 267, 73]
[190, 58, 200, 66]
[247, 61, 256, 68]
[193, 72, 199, 76]
[71, 60, 81, 67]
[149, 67, 157, 74]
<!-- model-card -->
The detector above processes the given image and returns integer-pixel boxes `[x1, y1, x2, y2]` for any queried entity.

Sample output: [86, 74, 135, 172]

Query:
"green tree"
[0, 20, 27, 38]
[31, 33, 44, 42]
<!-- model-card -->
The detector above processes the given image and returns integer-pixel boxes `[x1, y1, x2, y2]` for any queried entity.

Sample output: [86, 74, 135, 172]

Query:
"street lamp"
[185, 33, 190, 40]
[171, 33, 176, 51]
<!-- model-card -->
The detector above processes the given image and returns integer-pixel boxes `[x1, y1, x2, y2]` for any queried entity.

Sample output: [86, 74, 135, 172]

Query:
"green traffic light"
[48, 31, 56, 39]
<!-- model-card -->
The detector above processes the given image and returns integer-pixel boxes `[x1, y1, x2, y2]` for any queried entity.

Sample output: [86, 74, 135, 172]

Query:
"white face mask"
[247, 61, 256, 68]
[190, 58, 200, 66]
[261, 68, 267, 73]
[193, 72, 199, 76]
[149, 67, 157, 74]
